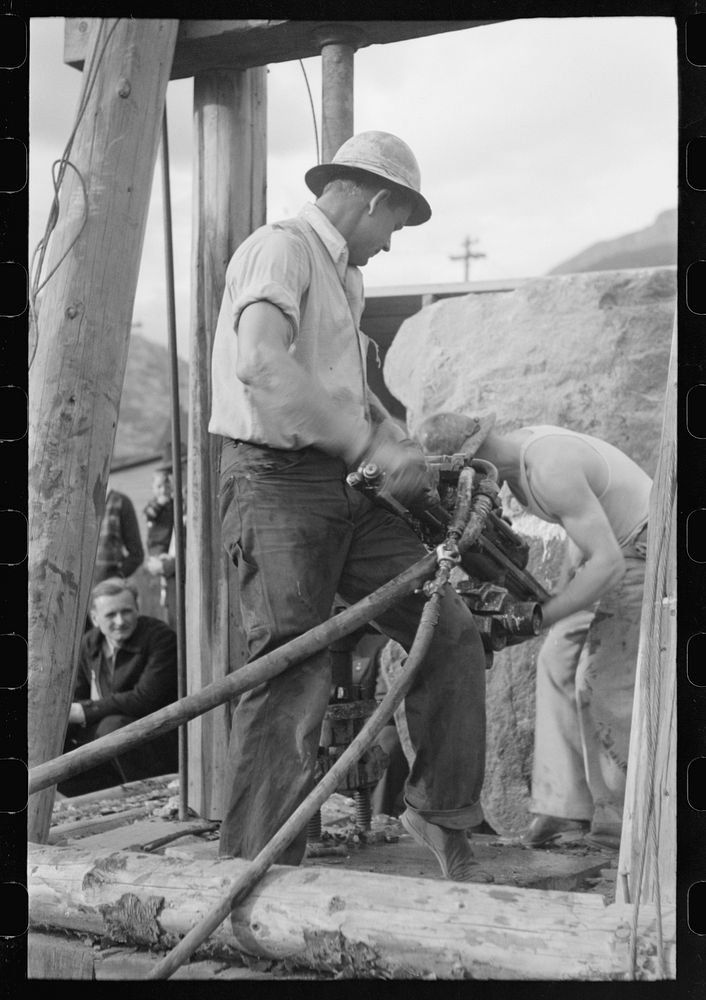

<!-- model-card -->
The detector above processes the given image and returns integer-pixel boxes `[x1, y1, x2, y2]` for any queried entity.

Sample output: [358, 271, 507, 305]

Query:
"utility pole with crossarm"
[449, 234, 486, 281]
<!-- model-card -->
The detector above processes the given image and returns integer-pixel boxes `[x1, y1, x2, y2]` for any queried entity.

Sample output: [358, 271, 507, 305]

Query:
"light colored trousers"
[529, 526, 647, 834]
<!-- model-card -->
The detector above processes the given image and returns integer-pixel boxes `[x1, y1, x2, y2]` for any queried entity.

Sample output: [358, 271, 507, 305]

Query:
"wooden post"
[617, 317, 677, 912]
[27, 18, 179, 844]
[314, 25, 365, 161]
[186, 66, 267, 818]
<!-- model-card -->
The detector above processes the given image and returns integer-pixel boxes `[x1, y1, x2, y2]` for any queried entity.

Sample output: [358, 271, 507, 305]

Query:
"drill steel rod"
[160, 106, 189, 823]
[148, 574, 447, 980]
[475, 534, 552, 603]
[29, 552, 437, 796]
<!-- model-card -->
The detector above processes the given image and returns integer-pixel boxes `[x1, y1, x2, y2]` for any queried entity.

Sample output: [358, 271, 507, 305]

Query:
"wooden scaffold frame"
[27, 18, 677, 980]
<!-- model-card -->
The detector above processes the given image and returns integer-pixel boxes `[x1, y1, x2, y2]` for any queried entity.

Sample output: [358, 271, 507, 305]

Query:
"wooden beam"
[50, 817, 218, 853]
[65, 19, 496, 79]
[185, 67, 266, 819]
[28, 843, 675, 980]
[617, 317, 677, 911]
[52, 773, 177, 811]
[28, 931, 279, 980]
[27, 18, 179, 845]
[48, 806, 154, 845]
[28, 932, 95, 980]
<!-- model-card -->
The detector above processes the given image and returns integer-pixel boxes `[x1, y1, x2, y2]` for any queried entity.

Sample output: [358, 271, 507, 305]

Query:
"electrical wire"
[299, 59, 320, 165]
[31, 21, 114, 298]
[29, 18, 122, 369]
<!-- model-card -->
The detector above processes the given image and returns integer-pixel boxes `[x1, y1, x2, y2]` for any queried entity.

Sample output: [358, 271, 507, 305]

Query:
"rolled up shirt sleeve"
[209, 210, 370, 453]
[229, 228, 311, 339]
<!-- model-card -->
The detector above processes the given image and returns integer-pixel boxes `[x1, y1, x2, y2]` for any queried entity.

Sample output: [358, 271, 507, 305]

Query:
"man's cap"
[304, 131, 431, 226]
[415, 411, 497, 457]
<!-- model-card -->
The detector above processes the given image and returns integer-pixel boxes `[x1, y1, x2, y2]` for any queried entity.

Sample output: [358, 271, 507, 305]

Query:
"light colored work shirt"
[209, 203, 372, 451]
[517, 426, 652, 547]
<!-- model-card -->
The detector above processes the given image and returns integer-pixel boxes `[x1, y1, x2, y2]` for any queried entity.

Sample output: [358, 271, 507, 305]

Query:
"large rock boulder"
[382, 267, 676, 834]
[384, 267, 676, 477]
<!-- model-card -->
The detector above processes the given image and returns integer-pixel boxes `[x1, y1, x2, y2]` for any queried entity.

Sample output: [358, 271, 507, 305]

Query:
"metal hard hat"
[416, 412, 497, 456]
[304, 131, 431, 226]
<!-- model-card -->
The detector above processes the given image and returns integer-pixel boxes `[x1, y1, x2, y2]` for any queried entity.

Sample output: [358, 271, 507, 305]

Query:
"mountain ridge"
[547, 207, 676, 275]
[113, 330, 189, 465]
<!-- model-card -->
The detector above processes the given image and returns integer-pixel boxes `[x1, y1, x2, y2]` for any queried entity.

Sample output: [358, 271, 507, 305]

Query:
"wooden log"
[29, 843, 675, 980]
[27, 18, 179, 845]
[64, 19, 494, 79]
[618, 317, 677, 912]
[186, 66, 266, 821]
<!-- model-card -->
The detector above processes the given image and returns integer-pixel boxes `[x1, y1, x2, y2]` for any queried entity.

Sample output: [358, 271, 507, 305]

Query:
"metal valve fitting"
[362, 462, 384, 484]
[435, 541, 461, 566]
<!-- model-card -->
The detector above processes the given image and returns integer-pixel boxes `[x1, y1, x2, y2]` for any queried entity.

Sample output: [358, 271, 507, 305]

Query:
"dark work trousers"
[59, 715, 178, 797]
[217, 442, 486, 865]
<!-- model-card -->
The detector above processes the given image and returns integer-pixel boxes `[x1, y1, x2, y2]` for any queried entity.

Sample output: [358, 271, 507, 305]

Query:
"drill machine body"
[347, 451, 551, 662]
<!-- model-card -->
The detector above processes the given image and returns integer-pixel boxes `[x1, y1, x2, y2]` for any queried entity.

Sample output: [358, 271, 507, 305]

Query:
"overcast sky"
[29, 16, 678, 359]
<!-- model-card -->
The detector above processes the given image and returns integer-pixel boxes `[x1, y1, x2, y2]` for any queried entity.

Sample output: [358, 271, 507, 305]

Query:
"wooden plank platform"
[28, 932, 297, 981]
[306, 832, 615, 893]
[47, 786, 615, 896]
[48, 806, 156, 845]
[53, 774, 177, 808]
[28, 931, 95, 980]
[67, 818, 218, 853]
[163, 830, 614, 894]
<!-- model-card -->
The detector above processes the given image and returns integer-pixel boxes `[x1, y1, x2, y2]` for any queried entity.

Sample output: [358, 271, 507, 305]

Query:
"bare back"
[515, 426, 651, 547]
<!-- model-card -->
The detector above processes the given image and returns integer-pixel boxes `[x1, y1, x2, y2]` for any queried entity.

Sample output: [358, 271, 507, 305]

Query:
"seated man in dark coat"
[59, 578, 178, 796]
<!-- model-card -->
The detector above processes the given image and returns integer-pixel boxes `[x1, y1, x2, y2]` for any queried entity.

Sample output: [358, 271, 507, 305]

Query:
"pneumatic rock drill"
[306, 447, 552, 843]
[347, 448, 551, 665]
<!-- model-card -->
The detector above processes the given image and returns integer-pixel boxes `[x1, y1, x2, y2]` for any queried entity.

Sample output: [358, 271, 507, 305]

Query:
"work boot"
[585, 824, 621, 851]
[400, 807, 477, 882]
[520, 813, 590, 847]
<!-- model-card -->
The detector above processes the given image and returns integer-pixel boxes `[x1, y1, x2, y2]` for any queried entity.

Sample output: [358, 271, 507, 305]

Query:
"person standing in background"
[93, 488, 144, 584]
[144, 444, 186, 628]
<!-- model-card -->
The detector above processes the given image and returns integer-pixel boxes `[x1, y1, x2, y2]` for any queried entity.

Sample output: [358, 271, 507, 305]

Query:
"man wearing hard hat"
[417, 411, 651, 852]
[209, 132, 487, 880]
